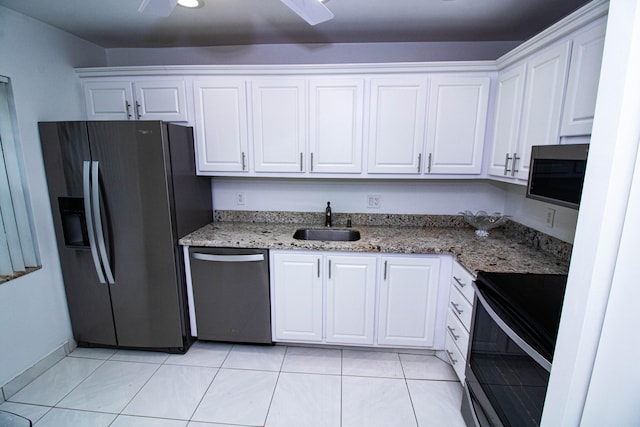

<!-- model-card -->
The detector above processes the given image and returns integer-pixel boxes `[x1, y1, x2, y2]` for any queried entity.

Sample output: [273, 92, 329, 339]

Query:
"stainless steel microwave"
[526, 143, 589, 210]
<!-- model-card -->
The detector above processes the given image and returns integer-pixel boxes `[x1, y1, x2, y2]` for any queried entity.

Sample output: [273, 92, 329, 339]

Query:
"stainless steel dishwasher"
[188, 247, 272, 344]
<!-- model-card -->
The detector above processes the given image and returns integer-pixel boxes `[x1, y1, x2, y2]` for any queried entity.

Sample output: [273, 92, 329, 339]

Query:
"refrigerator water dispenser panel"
[59, 197, 90, 248]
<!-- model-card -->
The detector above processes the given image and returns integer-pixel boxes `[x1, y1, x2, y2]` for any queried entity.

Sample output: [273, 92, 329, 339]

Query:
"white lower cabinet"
[325, 255, 377, 345]
[445, 260, 475, 382]
[377, 256, 441, 347]
[271, 250, 446, 349]
[271, 252, 323, 342]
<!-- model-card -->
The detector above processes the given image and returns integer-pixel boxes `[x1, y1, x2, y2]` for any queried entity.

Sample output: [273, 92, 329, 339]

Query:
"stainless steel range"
[462, 271, 568, 426]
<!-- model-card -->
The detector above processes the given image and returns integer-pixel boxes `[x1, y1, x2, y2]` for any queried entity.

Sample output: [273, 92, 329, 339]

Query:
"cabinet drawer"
[445, 332, 466, 383]
[451, 261, 475, 303]
[450, 285, 473, 329]
[446, 308, 470, 357]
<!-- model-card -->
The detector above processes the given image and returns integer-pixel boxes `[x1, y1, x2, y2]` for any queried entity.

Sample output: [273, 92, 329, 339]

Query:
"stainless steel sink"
[293, 228, 361, 242]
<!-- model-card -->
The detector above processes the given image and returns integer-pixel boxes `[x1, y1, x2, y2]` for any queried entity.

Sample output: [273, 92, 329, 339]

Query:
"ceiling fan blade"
[138, 0, 178, 17]
[280, 0, 334, 26]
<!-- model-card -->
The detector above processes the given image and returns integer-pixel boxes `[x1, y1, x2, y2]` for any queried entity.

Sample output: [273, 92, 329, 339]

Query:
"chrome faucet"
[325, 201, 332, 227]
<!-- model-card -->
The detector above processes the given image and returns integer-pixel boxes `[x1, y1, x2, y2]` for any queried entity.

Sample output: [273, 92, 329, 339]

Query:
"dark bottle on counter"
[325, 201, 332, 227]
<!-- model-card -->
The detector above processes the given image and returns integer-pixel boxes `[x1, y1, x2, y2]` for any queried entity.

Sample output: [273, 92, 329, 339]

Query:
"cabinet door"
[84, 81, 134, 120]
[488, 64, 527, 177]
[272, 253, 323, 342]
[325, 255, 377, 345]
[309, 79, 364, 173]
[252, 80, 306, 172]
[193, 79, 248, 173]
[367, 77, 428, 174]
[377, 256, 440, 347]
[425, 76, 490, 174]
[516, 41, 571, 180]
[134, 80, 188, 122]
[560, 20, 606, 136]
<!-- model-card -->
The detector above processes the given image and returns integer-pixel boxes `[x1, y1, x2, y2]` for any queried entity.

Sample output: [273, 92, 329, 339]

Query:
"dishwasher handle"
[191, 253, 265, 263]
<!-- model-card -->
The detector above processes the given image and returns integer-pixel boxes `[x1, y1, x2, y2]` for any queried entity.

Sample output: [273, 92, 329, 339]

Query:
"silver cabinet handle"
[242, 152, 246, 171]
[447, 326, 460, 340]
[310, 152, 314, 172]
[451, 302, 463, 315]
[383, 260, 388, 280]
[427, 153, 432, 173]
[91, 161, 114, 285]
[328, 259, 331, 279]
[446, 350, 457, 364]
[504, 152, 513, 175]
[125, 101, 132, 120]
[83, 161, 106, 284]
[453, 276, 466, 288]
[317, 258, 321, 278]
[511, 152, 520, 177]
[300, 152, 303, 172]
[192, 253, 264, 262]
[417, 153, 422, 173]
[135, 101, 141, 119]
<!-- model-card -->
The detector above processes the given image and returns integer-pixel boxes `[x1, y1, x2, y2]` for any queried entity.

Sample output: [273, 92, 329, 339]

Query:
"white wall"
[542, 0, 640, 424]
[105, 41, 520, 66]
[502, 183, 579, 242]
[212, 178, 507, 215]
[0, 7, 106, 387]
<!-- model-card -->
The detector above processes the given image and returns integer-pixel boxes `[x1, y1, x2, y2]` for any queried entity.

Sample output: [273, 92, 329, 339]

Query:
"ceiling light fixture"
[177, 0, 203, 8]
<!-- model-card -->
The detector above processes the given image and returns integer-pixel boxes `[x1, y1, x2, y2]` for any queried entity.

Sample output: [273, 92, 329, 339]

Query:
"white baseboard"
[1, 340, 75, 401]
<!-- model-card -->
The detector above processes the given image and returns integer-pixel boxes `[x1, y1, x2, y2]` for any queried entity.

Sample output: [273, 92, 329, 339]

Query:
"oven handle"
[472, 281, 552, 372]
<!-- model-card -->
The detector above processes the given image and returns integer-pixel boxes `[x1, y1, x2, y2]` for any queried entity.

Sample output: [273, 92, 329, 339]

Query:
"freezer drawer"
[188, 247, 272, 344]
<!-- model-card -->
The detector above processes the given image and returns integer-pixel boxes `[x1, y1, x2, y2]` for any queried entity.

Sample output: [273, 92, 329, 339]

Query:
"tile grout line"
[186, 343, 234, 423]
[340, 348, 343, 427]
[396, 352, 422, 427]
[114, 358, 164, 420]
[261, 345, 289, 427]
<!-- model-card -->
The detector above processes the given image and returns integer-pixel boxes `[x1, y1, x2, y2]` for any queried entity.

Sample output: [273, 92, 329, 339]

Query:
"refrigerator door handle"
[91, 161, 115, 285]
[83, 161, 107, 284]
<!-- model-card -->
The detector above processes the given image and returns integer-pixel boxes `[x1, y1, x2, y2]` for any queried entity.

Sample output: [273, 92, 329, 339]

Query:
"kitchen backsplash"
[214, 210, 573, 263]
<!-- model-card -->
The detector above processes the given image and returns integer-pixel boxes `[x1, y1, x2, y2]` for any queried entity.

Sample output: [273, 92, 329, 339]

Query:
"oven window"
[470, 301, 550, 426]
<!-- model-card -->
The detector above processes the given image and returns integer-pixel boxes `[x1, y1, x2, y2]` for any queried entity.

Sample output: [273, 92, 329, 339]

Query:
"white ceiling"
[0, 0, 593, 48]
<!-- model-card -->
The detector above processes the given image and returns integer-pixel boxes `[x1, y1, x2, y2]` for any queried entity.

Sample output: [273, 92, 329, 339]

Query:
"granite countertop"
[179, 222, 570, 276]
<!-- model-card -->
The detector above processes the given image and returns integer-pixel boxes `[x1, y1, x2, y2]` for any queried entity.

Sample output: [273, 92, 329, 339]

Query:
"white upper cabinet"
[488, 64, 527, 178]
[425, 76, 490, 174]
[251, 79, 306, 173]
[84, 81, 134, 120]
[325, 255, 377, 345]
[193, 79, 249, 173]
[517, 41, 571, 180]
[377, 256, 440, 347]
[560, 20, 607, 136]
[367, 77, 428, 174]
[309, 78, 365, 174]
[489, 41, 571, 180]
[133, 80, 188, 122]
[83, 79, 188, 122]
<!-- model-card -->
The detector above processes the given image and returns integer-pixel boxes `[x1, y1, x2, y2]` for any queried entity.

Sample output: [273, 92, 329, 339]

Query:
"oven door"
[463, 282, 552, 427]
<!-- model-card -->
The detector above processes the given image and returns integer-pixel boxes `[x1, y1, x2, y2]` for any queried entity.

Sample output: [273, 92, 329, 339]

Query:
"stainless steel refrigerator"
[39, 121, 212, 353]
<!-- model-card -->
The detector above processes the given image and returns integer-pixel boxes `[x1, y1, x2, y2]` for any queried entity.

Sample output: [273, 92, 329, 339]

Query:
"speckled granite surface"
[180, 212, 570, 276]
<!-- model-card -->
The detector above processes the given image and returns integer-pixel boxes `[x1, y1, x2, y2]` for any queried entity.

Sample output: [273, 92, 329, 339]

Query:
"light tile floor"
[1, 342, 466, 427]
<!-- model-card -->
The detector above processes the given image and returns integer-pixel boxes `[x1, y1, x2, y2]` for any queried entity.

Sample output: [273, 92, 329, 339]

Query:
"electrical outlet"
[236, 192, 245, 206]
[545, 208, 556, 227]
[367, 194, 381, 209]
